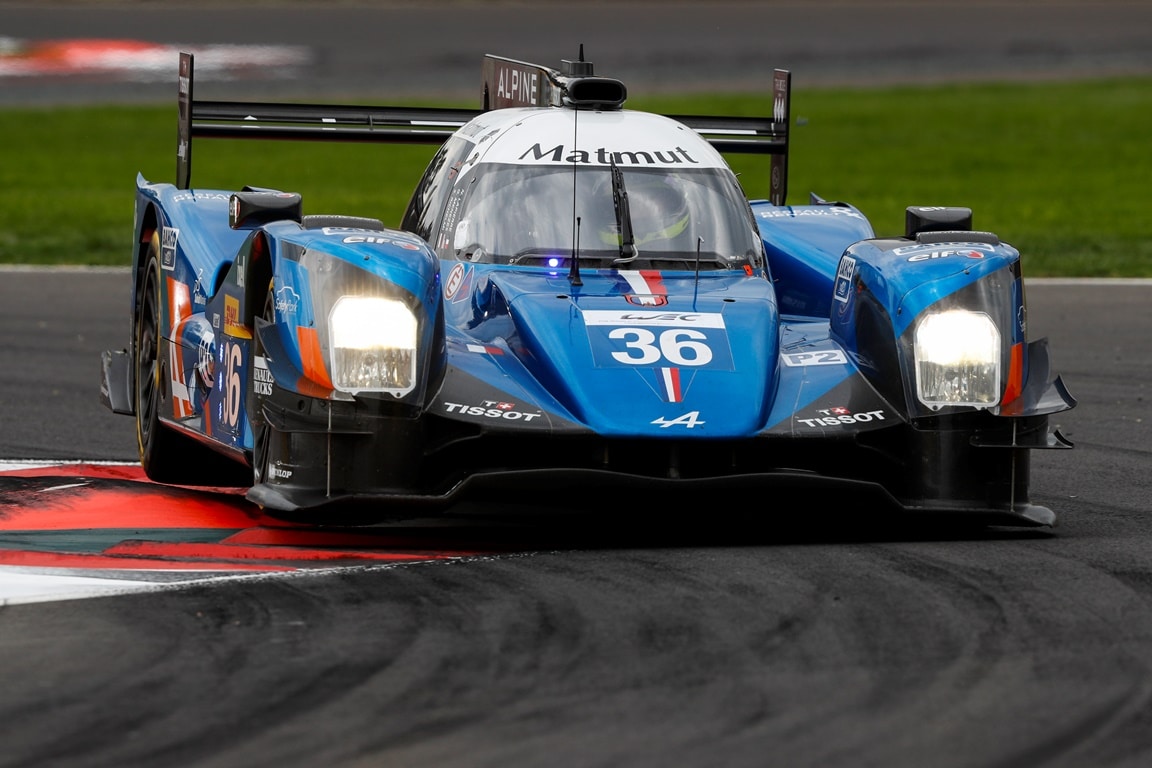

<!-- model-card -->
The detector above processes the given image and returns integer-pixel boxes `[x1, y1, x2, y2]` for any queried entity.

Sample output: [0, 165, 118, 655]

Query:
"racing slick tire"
[134, 235, 248, 486]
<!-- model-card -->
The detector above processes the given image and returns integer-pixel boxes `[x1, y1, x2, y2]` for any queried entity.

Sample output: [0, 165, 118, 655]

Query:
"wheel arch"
[134, 204, 161, 334]
[243, 231, 276, 327]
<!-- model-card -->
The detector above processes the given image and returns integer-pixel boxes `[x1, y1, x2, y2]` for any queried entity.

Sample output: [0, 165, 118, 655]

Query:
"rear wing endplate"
[176, 52, 791, 204]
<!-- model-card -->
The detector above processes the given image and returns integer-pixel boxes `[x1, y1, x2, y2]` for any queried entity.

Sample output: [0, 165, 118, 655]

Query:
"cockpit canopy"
[452, 163, 763, 269]
[402, 109, 766, 272]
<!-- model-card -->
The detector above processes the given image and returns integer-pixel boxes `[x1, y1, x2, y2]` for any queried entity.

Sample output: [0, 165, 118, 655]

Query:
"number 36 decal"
[584, 310, 734, 370]
[609, 327, 712, 366]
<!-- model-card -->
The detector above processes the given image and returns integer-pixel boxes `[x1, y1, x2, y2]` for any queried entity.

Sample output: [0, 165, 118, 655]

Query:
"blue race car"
[100, 50, 1075, 524]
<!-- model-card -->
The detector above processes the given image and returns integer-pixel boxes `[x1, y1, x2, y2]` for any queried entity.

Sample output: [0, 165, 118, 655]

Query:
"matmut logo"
[519, 144, 699, 166]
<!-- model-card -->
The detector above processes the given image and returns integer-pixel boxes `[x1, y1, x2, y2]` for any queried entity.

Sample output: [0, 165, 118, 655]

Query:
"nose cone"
[505, 272, 781, 436]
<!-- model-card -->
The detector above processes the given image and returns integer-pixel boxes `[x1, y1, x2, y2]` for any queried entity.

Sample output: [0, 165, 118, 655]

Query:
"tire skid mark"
[859, 542, 1152, 768]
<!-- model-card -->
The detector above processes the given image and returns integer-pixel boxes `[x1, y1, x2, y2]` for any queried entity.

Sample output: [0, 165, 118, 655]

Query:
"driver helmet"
[597, 172, 691, 248]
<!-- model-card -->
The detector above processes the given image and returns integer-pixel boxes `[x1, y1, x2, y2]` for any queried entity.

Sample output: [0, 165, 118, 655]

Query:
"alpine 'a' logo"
[652, 411, 705, 429]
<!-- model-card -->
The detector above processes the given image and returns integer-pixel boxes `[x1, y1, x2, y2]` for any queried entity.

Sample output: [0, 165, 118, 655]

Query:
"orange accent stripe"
[297, 326, 334, 389]
[167, 278, 194, 417]
[1002, 342, 1024, 405]
[167, 276, 191, 326]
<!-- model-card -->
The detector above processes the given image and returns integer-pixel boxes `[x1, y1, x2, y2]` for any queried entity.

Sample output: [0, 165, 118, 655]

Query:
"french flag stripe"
[660, 367, 683, 403]
[619, 270, 667, 299]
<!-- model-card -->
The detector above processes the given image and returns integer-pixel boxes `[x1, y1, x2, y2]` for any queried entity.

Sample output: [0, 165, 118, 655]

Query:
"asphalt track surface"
[2, 3, 1152, 767]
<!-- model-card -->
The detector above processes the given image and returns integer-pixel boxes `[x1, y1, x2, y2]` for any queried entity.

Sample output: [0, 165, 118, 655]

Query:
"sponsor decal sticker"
[583, 310, 725, 328]
[796, 408, 887, 428]
[518, 143, 699, 167]
[224, 294, 245, 336]
[893, 242, 996, 262]
[171, 192, 231, 203]
[583, 308, 733, 402]
[444, 262, 473, 302]
[161, 226, 179, 271]
[196, 334, 214, 387]
[442, 400, 543, 422]
[465, 343, 504, 355]
[220, 340, 244, 433]
[494, 62, 539, 107]
[782, 349, 849, 367]
[275, 285, 300, 314]
[253, 355, 273, 396]
[833, 255, 856, 304]
[192, 267, 208, 305]
[339, 234, 422, 250]
[757, 207, 867, 220]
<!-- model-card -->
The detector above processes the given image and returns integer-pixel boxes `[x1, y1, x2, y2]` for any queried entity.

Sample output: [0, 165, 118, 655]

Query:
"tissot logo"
[796, 409, 887, 428]
[519, 144, 699, 165]
[442, 401, 543, 422]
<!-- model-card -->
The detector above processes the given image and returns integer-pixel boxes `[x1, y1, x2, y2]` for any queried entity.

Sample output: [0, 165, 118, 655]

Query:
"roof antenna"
[693, 237, 703, 308]
[569, 217, 583, 286]
[568, 106, 583, 287]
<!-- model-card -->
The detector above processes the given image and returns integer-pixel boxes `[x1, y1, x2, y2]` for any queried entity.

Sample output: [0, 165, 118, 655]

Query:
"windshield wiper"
[610, 158, 638, 264]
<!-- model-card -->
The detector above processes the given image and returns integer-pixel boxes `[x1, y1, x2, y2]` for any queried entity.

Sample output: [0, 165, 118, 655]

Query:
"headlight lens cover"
[914, 309, 1001, 409]
[329, 296, 417, 396]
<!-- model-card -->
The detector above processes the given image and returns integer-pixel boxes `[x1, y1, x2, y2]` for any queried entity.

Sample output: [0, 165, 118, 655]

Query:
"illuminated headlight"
[914, 310, 1001, 409]
[328, 296, 417, 396]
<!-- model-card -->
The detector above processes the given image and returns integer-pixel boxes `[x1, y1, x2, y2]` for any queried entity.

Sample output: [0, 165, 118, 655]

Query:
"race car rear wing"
[176, 51, 791, 204]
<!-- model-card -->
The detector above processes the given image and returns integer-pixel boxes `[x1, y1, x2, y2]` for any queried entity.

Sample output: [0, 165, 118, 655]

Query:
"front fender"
[254, 224, 445, 409]
[831, 234, 1065, 419]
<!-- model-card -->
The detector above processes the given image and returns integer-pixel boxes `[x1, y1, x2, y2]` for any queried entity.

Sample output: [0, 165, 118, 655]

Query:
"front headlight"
[329, 296, 417, 396]
[914, 309, 1001, 409]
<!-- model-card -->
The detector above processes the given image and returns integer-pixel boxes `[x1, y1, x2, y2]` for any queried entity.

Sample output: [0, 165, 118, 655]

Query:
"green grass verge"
[2, 77, 1150, 275]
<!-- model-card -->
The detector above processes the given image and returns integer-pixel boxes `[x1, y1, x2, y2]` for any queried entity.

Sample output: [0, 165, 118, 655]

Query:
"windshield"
[439, 164, 763, 270]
